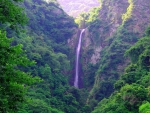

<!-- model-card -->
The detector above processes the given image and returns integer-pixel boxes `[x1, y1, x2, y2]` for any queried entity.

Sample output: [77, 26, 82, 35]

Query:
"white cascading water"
[74, 29, 85, 88]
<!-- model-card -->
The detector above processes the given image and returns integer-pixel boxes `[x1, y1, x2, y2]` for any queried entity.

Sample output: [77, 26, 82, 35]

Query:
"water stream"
[74, 29, 85, 88]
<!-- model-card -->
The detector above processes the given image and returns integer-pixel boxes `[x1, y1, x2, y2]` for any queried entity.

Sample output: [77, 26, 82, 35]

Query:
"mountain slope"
[57, 0, 100, 17]
[68, 0, 150, 110]
[92, 26, 150, 113]
[1, 0, 150, 112]
[3, 0, 89, 112]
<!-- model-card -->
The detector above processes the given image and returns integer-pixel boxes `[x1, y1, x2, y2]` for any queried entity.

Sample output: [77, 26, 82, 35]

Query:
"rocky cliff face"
[68, 0, 150, 107]
[127, 0, 150, 35]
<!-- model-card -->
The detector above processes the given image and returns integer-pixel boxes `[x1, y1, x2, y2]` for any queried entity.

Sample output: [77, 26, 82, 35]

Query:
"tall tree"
[0, 31, 40, 112]
[0, 0, 40, 112]
[0, 0, 28, 29]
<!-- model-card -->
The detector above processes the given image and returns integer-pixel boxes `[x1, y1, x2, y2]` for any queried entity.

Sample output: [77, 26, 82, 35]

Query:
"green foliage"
[92, 94, 130, 113]
[145, 25, 150, 36]
[120, 84, 148, 109]
[23, 0, 77, 43]
[139, 102, 150, 113]
[86, 7, 101, 23]
[0, 31, 41, 112]
[88, 26, 138, 109]
[125, 35, 150, 68]
[122, 0, 134, 25]
[8, 1, 89, 112]
[75, 12, 88, 27]
[75, 6, 101, 27]
[138, 72, 150, 87]
[18, 99, 64, 113]
[0, 0, 88, 112]
[83, 63, 98, 88]
[92, 27, 150, 113]
[88, 19, 101, 31]
[121, 71, 141, 84]
[0, 0, 28, 29]
[114, 80, 125, 90]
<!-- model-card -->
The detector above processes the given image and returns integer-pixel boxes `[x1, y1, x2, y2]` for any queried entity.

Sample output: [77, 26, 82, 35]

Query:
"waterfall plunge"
[74, 29, 85, 88]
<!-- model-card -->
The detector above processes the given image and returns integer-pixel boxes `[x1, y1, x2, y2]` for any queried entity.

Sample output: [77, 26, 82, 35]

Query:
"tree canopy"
[0, 31, 41, 112]
[0, 0, 28, 28]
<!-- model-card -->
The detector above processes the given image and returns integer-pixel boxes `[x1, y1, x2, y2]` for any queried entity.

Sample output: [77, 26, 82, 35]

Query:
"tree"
[0, 31, 40, 112]
[145, 25, 150, 36]
[0, 0, 28, 29]
[92, 26, 150, 113]
[139, 102, 150, 113]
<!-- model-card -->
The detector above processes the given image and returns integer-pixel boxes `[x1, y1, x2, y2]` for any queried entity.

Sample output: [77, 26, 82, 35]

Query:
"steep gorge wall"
[87, 0, 150, 107]
[68, 0, 150, 108]
[68, 0, 129, 88]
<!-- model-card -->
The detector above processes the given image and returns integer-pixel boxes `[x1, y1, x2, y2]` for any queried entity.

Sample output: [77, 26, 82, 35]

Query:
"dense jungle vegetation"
[92, 26, 150, 113]
[0, 0, 86, 112]
[0, 0, 150, 113]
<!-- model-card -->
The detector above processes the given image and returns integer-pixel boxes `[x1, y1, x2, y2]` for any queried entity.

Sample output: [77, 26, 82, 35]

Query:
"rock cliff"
[68, 0, 150, 108]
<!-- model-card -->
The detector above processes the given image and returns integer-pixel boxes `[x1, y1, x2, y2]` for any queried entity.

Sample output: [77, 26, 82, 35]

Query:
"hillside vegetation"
[68, 0, 150, 112]
[0, 0, 88, 112]
[92, 26, 150, 113]
[0, 0, 150, 113]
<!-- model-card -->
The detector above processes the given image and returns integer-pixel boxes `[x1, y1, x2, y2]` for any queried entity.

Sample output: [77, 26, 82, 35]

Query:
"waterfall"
[74, 29, 85, 88]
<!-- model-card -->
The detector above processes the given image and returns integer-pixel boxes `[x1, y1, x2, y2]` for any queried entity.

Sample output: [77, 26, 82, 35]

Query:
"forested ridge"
[92, 26, 150, 113]
[0, 0, 86, 112]
[0, 0, 150, 113]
